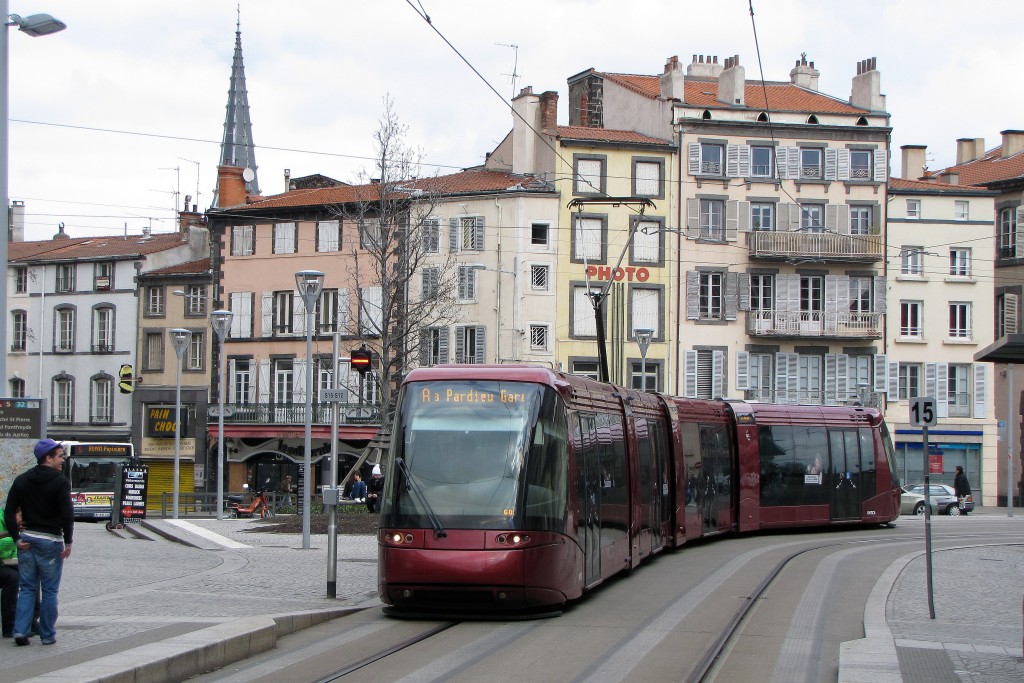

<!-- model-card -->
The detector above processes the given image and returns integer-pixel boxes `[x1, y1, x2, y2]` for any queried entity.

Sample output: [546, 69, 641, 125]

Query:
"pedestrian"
[366, 465, 385, 513]
[953, 466, 972, 516]
[350, 474, 367, 503]
[3, 439, 74, 646]
[278, 475, 294, 506]
[0, 510, 19, 638]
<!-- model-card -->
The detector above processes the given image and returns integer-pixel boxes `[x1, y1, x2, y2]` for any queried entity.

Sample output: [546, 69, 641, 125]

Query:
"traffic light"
[119, 364, 135, 394]
[351, 348, 372, 375]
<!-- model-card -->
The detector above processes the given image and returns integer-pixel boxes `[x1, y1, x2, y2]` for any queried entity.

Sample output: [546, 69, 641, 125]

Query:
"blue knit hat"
[33, 439, 62, 461]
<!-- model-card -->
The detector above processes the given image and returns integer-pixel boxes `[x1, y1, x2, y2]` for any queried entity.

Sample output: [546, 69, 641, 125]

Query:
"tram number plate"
[909, 396, 937, 427]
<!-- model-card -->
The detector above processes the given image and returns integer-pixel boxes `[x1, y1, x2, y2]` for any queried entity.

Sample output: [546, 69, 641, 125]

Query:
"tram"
[377, 365, 901, 613]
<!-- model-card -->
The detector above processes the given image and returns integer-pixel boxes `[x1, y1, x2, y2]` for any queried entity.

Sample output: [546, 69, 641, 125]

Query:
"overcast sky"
[9, 0, 1022, 241]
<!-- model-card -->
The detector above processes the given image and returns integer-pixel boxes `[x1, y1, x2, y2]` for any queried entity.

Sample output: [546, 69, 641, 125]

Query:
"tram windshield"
[384, 380, 568, 531]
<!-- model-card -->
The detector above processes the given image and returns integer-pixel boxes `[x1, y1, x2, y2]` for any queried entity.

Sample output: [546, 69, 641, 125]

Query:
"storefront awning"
[975, 334, 1024, 363]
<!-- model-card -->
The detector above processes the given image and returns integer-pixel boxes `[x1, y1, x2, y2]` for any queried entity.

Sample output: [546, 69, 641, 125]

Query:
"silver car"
[901, 483, 973, 516]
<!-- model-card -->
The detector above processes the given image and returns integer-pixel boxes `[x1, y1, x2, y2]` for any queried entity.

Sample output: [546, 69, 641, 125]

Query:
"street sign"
[909, 396, 937, 427]
[207, 406, 236, 418]
[321, 389, 348, 402]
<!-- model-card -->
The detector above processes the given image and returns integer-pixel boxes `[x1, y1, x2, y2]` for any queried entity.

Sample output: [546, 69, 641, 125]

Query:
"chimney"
[686, 54, 723, 79]
[956, 138, 986, 165]
[850, 57, 885, 111]
[512, 86, 542, 175]
[659, 55, 684, 100]
[539, 90, 558, 131]
[790, 53, 819, 91]
[1001, 130, 1024, 158]
[900, 145, 927, 180]
[215, 165, 248, 208]
[9, 200, 25, 242]
[284, 168, 291, 192]
[717, 55, 745, 106]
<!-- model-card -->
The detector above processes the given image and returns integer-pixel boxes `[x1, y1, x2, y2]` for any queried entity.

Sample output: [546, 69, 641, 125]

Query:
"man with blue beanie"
[3, 439, 73, 646]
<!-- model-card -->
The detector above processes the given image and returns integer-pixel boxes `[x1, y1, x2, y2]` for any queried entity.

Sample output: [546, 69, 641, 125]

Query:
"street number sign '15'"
[909, 396, 938, 427]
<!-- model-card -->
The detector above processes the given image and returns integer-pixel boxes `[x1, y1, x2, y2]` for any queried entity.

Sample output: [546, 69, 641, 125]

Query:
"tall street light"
[210, 310, 233, 520]
[1, 6, 66, 387]
[636, 328, 654, 391]
[169, 328, 192, 519]
[469, 257, 519, 362]
[296, 269, 324, 550]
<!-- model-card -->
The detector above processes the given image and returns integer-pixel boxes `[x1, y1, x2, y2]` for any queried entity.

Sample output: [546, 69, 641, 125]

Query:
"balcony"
[219, 402, 382, 425]
[747, 231, 883, 262]
[747, 310, 883, 339]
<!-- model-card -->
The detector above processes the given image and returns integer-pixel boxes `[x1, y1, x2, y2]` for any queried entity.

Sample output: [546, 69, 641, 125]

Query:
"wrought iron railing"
[219, 402, 381, 425]
[746, 310, 883, 338]
[747, 231, 883, 261]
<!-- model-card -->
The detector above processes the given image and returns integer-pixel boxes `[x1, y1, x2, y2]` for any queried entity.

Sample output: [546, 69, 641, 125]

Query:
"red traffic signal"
[351, 349, 372, 375]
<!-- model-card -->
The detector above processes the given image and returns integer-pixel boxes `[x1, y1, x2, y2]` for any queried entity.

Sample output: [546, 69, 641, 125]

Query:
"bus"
[62, 442, 136, 520]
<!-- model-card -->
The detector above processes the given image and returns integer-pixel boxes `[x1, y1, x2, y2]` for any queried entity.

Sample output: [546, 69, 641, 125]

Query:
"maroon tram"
[377, 365, 901, 613]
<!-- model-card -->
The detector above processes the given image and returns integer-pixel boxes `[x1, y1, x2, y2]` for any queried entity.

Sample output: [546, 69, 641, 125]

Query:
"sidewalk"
[840, 507, 1024, 683]
[5, 516, 379, 683]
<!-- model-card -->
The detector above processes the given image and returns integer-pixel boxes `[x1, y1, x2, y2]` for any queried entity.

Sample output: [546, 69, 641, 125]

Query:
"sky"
[8, 0, 1024, 242]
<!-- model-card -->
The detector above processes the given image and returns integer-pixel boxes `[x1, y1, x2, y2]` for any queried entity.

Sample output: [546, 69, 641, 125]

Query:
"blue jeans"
[14, 536, 64, 641]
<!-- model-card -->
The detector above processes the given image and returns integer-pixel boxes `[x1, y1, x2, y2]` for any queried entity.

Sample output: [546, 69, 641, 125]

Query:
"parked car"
[901, 483, 973, 516]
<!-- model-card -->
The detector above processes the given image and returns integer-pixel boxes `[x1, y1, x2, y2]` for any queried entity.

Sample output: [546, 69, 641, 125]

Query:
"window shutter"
[786, 147, 800, 179]
[887, 361, 899, 400]
[475, 326, 486, 364]
[684, 350, 698, 397]
[873, 276, 886, 315]
[712, 350, 725, 399]
[737, 201, 751, 232]
[419, 330, 430, 366]
[736, 351, 750, 391]
[835, 353, 848, 403]
[836, 205, 850, 234]
[455, 326, 466, 363]
[824, 148, 838, 180]
[873, 149, 887, 182]
[783, 203, 801, 231]
[825, 353, 838, 403]
[474, 216, 485, 251]
[973, 364, 987, 418]
[936, 363, 949, 418]
[737, 144, 751, 177]
[787, 274, 800, 313]
[439, 328, 449, 364]
[294, 359, 306, 403]
[228, 359, 238, 404]
[261, 292, 273, 337]
[685, 271, 699, 320]
[925, 362, 937, 400]
[725, 272, 739, 321]
[837, 149, 851, 180]
[688, 143, 700, 175]
[725, 201, 739, 241]
[337, 289, 350, 334]
[871, 206, 881, 232]
[1016, 207, 1024, 258]
[1005, 293, 1019, 334]
[726, 145, 740, 177]
[873, 354, 887, 392]
[738, 273, 751, 311]
[686, 199, 699, 238]
[774, 352, 790, 402]
[825, 275, 838, 315]
[775, 148, 790, 180]
[257, 359, 271, 404]
[449, 217, 460, 251]
[825, 204, 838, 232]
[774, 274, 790, 313]
[292, 294, 305, 336]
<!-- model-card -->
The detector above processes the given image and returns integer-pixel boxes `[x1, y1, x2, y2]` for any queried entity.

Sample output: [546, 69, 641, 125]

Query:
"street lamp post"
[210, 310, 233, 520]
[635, 328, 654, 391]
[469, 257, 519, 362]
[295, 269, 324, 550]
[1, 6, 66, 387]
[169, 328, 192, 519]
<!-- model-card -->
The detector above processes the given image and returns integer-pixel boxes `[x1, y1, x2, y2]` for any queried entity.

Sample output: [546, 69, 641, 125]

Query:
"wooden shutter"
[873, 149, 887, 182]
[925, 362, 937, 402]
[737, 144, 751, 177]
[735, 351, 750, 391]
[686, 199, 699, 238]
[737, 201, 751, 232]
[786, 147, 800, 179]
[438, 328, 449, 364]
[685, 271, 699, 319]
[837, 149, 851, 180]
[973, 364, 987, 418]
[455, 326, 466, 363]
[824, 148, 838, 180]
[688, 143, 701, 175]
[684, 350, 698, 397]
[936, 363, 949, 418]
[887, 361, 899, 400]
[873, 354, 887, 392]
[292, 294, 305, 336]
[293, 359, 306, 404]
[738, 273, 751, 311]
[836, 205, 850, 234]
[873, 276, 886, 315]
[835, 353, 848, 403]
[1016, 207, 1024, 259]
[1004, 292, 1019, 334]
[227, 359, 238, 405]
[725, 201, 739, 241]
[449, 217, 460, 251]
[725, 272, 739, 321]
[726, 145, 740, 177]
[257, 359, 271, 404]
[419, 329, 430, 366]
[825, 354, 838, 403]
[261, 292, 273, 337]
[474, 327, 486, 364]
[712, 350, 725, 399]
[824, 276, 838, 333]
[473, 216, 485, 251]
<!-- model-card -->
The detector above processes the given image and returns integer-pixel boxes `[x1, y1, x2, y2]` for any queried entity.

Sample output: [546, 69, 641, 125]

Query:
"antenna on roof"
[496, 43, 520, 99]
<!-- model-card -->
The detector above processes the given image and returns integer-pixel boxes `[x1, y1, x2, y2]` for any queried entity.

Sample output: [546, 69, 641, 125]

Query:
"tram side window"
[681, 421, 701, 508]
[759, 425, 828, 506]
[859, 428, 876, 494]
[523, 398, 569, 533]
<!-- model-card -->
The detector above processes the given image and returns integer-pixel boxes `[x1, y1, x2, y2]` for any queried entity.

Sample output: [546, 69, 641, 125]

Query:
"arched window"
[856, 116, 869, 126]
[757, 112, 770, 123]
[702, 110, 712, 120]
[806, 114, 819, 125]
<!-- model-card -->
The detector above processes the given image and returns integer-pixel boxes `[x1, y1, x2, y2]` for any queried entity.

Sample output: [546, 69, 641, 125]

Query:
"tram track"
[313, 621, 458, 682]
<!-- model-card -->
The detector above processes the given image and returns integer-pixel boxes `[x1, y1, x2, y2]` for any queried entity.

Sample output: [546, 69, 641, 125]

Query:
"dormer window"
[702, 110, 712, 120]
[856, 116, 869, 126]
[806, 114, 819, 124]
[757, 112, 770, 122]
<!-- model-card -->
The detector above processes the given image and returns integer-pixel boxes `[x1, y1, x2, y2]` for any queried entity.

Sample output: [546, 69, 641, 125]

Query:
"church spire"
[214, 10, 259, 206]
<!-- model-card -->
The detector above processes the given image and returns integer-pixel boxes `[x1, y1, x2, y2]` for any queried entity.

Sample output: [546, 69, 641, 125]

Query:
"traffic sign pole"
[910, 395, 937, 620]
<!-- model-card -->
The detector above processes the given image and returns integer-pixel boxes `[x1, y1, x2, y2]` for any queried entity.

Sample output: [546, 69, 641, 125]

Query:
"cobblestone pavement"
[4, 516, 379, 682]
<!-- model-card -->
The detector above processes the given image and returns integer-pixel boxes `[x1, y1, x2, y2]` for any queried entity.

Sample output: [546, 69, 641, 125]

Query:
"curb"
[17, 607, 361, 683]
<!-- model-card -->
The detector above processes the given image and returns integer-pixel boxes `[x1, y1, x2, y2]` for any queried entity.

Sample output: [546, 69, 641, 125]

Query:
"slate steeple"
[214, 12, 259, 207]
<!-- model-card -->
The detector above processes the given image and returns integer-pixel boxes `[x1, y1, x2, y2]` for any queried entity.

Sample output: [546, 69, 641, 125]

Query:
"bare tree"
[337, 97, 461, 424]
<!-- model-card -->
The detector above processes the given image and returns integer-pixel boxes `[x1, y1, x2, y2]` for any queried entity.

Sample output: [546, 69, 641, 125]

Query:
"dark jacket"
[953, 471, 972, 498]
[3, 465, 74, 545]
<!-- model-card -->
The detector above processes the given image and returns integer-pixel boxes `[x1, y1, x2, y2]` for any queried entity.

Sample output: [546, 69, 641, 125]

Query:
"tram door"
[576, 415, 601, 586]
[829, 429, 863, 520]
